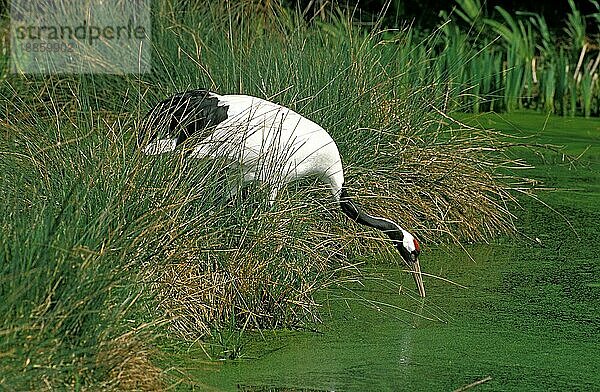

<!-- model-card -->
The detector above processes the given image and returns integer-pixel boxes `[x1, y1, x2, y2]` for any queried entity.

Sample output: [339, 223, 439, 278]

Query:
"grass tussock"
[0, 1, 537, 389]
[96, 333, 165, 391]
[352, 102, 529, 244]
[136, 156, 354, 341]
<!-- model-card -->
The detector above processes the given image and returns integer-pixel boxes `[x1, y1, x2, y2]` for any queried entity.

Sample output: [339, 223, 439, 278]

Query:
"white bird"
[139, 89, 426, 297]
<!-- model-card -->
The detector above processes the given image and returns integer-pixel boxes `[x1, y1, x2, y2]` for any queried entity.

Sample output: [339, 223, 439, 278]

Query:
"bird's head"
[389, 229, 426, 298]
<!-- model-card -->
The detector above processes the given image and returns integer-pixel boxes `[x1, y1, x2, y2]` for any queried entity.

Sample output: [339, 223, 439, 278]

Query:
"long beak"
[410, 258, 426, 298]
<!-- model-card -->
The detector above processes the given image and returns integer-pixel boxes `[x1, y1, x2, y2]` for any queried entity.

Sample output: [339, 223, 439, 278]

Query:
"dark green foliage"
[436, 0, 600, 117]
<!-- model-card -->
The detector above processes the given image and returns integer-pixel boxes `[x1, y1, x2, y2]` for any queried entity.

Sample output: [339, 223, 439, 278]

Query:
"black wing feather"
[139, 89, 229, 148]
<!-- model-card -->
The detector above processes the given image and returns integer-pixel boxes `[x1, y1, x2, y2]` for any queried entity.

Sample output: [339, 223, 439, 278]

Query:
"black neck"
[339, 187, 402, 240]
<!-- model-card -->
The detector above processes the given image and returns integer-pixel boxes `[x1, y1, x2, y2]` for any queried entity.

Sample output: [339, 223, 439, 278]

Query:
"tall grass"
[0, 1, 530, 389]
[439, 0, 600, 117]
[0, 82, 165, 389]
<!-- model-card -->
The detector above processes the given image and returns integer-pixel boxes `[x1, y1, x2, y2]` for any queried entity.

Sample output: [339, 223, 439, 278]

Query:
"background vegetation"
[212, 0, 600, 118]
[438, 0, 600, 118]
[2, 0, 593, 389]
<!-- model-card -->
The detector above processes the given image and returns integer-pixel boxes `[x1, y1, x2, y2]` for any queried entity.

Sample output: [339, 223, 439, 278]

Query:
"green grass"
[425, 0, 600, 118]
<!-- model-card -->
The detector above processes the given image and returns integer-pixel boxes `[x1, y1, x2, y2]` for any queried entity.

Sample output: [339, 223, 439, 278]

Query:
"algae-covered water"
[176, 113, 600, 391]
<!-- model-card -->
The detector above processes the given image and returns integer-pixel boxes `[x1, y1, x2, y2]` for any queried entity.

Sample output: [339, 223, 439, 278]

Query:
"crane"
[139, 89, 426, 297]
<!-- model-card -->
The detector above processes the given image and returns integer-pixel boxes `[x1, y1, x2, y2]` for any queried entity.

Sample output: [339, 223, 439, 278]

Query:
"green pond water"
[171, 113, 600, 391]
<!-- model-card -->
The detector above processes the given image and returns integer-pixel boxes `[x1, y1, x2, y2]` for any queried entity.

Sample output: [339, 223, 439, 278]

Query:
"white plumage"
[145, 92, 345, 203]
